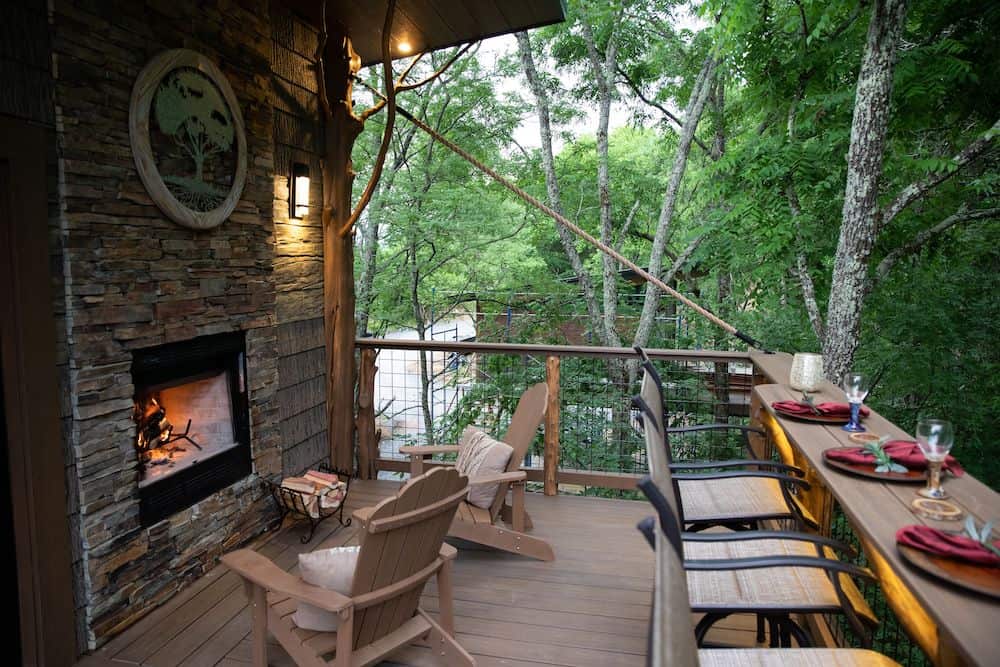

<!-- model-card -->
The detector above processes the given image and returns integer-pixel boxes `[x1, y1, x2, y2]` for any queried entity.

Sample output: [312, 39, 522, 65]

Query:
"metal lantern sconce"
[290, 163, 310, 219]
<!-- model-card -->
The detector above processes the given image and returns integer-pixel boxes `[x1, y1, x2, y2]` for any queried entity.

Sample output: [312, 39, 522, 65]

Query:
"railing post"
[544, 355, 560, 496]
[356, 347, 378, 479]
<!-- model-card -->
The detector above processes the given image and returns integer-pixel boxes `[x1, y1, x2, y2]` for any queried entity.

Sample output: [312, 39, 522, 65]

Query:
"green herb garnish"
[964, 516, 1000, 559]
[863, 436, 909, 474]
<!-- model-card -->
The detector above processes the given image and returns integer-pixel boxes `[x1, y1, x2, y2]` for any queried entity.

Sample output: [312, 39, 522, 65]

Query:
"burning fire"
[134, 396, 173, 451]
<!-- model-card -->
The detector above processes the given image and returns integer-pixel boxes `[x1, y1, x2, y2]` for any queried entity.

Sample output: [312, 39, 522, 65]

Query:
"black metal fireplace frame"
[131, 331, 252, 526]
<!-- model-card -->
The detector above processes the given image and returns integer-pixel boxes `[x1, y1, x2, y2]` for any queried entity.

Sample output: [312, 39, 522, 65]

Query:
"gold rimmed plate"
[822, 448, 927, 482]
[898, 543, 1000, 599]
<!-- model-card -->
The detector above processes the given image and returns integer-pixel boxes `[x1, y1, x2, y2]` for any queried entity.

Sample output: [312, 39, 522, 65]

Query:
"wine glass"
[915, 418, 954, 499]
[841, 372, 869, 432]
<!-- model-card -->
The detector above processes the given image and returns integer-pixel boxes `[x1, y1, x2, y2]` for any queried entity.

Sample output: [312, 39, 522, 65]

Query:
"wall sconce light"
[290, 163, 310, 219]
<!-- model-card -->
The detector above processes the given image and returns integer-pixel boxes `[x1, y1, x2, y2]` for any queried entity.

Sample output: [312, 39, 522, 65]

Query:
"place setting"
[896, 515, 1000, 599]
[771, 353, 873, 425]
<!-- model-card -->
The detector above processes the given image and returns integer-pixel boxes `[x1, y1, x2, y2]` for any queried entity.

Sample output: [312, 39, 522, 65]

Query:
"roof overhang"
[283, 0, 566, 66]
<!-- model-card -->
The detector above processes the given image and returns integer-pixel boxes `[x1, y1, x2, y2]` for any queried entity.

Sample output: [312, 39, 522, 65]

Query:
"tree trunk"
[321, 35, 364, 473]
[515, 31, 607, 342]
[823, 0, 908, 383]
[580, 10, 623, 350]
[633, 56, 717, 349]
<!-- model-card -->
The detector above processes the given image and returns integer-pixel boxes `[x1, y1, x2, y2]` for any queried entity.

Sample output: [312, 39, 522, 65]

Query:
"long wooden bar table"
[747, 356, 999, 666]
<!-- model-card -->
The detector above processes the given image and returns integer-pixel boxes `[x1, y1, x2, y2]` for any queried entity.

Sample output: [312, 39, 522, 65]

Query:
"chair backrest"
[349, 467, 468, 648]
[634, 355, 686, 524]
[639, 474, 699, 667]
[489, 382, 548, 519]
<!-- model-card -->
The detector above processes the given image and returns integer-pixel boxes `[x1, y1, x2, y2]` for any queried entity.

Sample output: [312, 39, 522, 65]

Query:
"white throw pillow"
[454, 426, 514, 509]
[292, 545, 360, 632]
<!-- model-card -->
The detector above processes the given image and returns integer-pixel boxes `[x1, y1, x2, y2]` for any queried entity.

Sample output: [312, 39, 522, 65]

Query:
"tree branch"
[339, 0, 397, 236]
[616, 65, 712, 155]
[874, 206, 999, 284]
[878, 118, 998, 230]
[615, 199, 642, 252]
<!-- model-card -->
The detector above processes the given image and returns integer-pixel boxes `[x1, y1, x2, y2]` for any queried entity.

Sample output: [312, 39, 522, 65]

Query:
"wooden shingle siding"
[0, 0, 55, 125]
[271, 2, 328, 476]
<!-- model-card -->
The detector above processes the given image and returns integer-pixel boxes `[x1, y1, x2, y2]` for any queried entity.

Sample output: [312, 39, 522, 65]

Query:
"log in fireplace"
[131, 331, 252, 526]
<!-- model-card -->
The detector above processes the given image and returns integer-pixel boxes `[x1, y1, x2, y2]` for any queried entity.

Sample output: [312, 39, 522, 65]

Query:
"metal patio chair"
[634, 386, 879, 648]
[640, 467, 899, 666]
[634, 347, 818, 532]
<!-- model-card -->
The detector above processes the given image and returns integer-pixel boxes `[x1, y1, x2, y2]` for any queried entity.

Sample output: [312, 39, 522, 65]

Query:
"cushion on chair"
[293, 545, 360, 632]
[455, 426, 513, 509]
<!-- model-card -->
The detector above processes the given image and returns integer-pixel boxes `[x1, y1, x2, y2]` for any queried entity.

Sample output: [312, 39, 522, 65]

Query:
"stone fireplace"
[44, 0, 330, 651]
[131, 332, 252, 526]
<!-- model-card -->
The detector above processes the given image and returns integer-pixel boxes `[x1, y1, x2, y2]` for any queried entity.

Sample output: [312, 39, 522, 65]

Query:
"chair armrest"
[468, 470, 527, 486]
[221, 549, 353, 613]
[670, 459, 803, 475]
[672, 470, 810, 490]
[683, 554, 876, 582]
[666, 424, 765, 435]
[439, 542, 458, 561]
[681, 530, 857, 558]
[399, 445, 461, 456]
[353, 505, 375, 525]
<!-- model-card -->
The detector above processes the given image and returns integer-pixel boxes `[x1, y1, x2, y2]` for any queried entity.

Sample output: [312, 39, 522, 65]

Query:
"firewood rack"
[263, 464, 352, 543]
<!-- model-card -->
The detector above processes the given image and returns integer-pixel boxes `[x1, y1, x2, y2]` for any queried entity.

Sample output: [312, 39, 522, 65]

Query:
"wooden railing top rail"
[355, 337, 755, 362]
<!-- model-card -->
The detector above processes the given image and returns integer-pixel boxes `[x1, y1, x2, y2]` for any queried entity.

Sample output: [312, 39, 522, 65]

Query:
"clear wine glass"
[841, 372, 869, 432]
[915, 418, 954, 499]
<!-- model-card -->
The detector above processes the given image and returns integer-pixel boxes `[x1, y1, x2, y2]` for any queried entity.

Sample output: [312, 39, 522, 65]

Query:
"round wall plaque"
[129, 49, 247, 230]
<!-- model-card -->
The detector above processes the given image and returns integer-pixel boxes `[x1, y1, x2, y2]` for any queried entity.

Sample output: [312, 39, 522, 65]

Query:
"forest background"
[348, 0, 999, 487]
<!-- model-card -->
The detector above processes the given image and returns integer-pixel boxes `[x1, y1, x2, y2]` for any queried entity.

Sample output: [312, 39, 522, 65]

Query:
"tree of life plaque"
[129, 49, 247, 230]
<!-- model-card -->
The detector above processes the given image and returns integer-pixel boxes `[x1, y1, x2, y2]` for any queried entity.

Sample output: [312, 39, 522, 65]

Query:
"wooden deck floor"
[76, 480, 761, 667]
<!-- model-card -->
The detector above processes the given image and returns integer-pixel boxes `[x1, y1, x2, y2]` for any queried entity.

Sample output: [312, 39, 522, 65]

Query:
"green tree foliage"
[355, 1, 999, 487]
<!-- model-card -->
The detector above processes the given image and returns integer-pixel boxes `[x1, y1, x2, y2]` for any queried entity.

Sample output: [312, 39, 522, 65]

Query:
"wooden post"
[320, 31, 364, 473]
[356, 347, 378, 479]
[543, 355, 560, 496]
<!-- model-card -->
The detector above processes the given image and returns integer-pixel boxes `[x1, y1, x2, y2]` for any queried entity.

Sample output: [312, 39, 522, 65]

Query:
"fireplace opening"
[131, 332, 251, 526]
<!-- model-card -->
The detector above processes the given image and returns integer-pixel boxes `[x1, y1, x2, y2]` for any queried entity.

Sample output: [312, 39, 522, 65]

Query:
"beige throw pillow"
[455, 426, 514, 509]
[293, 545, 359, 632]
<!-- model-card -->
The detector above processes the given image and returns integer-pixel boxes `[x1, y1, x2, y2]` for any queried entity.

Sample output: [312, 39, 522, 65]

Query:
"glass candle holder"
[789, 353, 824, 392]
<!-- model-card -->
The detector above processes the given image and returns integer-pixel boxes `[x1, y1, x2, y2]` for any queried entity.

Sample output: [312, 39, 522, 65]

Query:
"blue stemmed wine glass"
[841, 372, 869, 432]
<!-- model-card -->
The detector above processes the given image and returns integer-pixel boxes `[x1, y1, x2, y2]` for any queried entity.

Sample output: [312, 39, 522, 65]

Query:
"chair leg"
[410, 455, 424, 477]
[334, 608, 354, 667]
[245, 581, 267, 667]
[436, 558, 456, 636]
[511, 481, 526, 533]
[419, 610, 475, 667]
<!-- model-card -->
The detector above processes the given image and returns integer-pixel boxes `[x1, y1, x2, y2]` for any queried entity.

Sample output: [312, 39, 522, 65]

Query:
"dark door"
[0, 118, 77, 666]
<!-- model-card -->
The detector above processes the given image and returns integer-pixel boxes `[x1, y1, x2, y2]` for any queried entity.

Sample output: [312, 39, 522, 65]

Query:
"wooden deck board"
[77, 480, 766, 667]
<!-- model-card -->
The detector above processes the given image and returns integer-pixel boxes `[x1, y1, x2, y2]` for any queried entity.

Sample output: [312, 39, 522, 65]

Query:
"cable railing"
[355, 338, 757, 495]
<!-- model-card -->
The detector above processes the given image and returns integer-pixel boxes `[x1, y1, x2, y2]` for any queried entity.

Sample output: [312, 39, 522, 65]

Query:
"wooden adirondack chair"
[221, 468, 475, 667]
[400, 382, 554, 561]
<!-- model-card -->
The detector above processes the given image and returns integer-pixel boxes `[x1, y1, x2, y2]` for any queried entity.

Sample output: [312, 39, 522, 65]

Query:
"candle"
[790, 353, 824, 392]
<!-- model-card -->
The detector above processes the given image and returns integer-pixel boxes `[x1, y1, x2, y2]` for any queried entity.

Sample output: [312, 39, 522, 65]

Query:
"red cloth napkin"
[825, 440, 965, 476]
[897, 525, 1000, 567]
[772, 400, 870, 418]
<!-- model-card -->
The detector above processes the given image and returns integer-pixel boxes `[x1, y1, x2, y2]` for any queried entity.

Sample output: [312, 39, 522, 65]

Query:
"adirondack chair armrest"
[439, 542, 458, 561]
[399, 445, 460, 456]
[353, 505, 375, 525]
[221, 549, 353, 613]
[467, 470, 527, 486]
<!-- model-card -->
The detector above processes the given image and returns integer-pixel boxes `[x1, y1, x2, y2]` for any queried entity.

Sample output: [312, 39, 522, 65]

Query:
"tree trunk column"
[823, 0, 908, 383]
[321, 36, 364, 473]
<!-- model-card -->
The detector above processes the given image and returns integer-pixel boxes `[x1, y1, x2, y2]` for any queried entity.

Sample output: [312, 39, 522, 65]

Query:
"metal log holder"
[264, 464, 352, 543]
